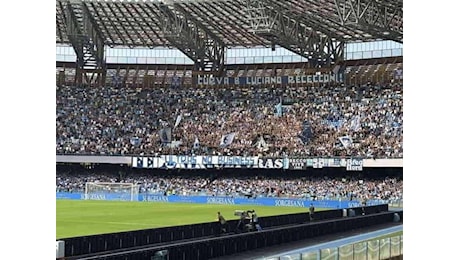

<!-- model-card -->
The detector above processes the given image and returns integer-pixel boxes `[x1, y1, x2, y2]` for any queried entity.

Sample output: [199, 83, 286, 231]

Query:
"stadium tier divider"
[60, 204, 389, 258]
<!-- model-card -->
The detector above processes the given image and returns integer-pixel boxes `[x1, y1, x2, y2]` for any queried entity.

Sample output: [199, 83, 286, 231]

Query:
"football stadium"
[56, 0, 403, 259]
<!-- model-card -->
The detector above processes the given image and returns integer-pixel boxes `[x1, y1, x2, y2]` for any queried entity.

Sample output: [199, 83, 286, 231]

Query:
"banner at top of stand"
[193, 74, 344, 86]
[131, 156, 372, 170]
[132, 155, 261, 169]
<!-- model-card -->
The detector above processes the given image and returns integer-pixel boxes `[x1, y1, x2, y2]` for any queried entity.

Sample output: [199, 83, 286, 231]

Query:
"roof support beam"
[65, 1, 106, 86]
[333, 0, 402, 42]
[157, 3, 226, 76]
[245, 0, 344, 67]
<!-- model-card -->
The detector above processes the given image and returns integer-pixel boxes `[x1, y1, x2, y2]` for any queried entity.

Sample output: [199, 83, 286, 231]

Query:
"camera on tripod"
[235, 210, 257, 232]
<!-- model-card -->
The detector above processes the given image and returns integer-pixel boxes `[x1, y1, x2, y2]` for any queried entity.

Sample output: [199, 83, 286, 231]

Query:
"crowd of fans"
[56, 172, 403, 203]
[56, 82, 402, 158]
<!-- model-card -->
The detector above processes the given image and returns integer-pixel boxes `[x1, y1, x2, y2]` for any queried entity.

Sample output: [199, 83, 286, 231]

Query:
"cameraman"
[309, 203, 315, 221]
[236, 210, 250, 233]
[250, 210, 262, 231]
[217, 212, 228, 234]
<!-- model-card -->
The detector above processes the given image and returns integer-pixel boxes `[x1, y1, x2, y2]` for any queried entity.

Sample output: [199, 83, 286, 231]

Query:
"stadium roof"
[56, 0, 402, 81]
[56, 0, 402, 47]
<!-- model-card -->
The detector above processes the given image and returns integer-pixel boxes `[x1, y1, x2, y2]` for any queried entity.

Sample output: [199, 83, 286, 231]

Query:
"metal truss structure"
[56, 0, 402, 85]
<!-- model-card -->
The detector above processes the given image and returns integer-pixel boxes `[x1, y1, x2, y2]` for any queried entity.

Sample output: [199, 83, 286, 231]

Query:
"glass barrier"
[338, 244, 353, 260]
[353, 242, 367, 260]
[400, 235, 403, 255]
[274, 235, 403, 260]
[280, 254, 301, 260]
[301, 252, 319, 260]
[379, 238, 391, 260]
[367, 240, 380, 260]
[390, 236, 401, 257]
[320, 248, 338, 260]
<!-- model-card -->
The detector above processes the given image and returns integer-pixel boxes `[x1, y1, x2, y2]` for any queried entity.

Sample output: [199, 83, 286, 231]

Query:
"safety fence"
[259, 235, 403, 260]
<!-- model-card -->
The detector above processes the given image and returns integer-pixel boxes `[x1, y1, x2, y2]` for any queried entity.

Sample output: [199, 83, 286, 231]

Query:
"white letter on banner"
[216, 77, 222, 85]
[265, 77, 270, 84]
[205, 156, 213, 165]
[228, 156, 233, 165]
[224, 77, 229, 85]
[288, 76, 295, 84]
[234, 156, 241, 166]
[178, 155, 186, 164]
[219, 156, 225, 165]
[332, 74, 338, 82]
[277, 76, 282, 84]
[296, 76, 301, 83]
[234, 77, 239, 85]
[307, 75, 312, 82]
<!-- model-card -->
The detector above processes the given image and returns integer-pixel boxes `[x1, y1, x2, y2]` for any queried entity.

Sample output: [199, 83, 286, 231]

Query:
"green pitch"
[56, 200, 319, 239]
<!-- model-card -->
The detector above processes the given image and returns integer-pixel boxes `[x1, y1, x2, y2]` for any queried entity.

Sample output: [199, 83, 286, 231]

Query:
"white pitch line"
[60, 220, 158, 226]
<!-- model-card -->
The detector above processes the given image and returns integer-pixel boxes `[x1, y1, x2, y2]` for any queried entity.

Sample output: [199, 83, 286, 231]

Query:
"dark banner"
[194, 74, 344, 86]
[288, 158, 346, 170]
[288, 158, 308, 170]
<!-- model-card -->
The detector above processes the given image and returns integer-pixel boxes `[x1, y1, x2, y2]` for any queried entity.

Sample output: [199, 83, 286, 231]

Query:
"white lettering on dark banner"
[289, 158, 307, 170]
[196, 74, 343, 86]
[258, 158, 284, 169]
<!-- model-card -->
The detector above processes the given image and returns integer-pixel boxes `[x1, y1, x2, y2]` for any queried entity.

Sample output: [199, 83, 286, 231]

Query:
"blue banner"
[56, 192, 363, 209]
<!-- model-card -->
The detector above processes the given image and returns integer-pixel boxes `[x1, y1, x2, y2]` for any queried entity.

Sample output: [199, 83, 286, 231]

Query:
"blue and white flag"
[174, 113, 182, 129]
[299, 121, 313, 144]
[338, 135, 353, 149]
[350, 116, 361, 131]
[220, 133, 236, 147]
[159, 128, 172, 144]
[193, 136, 200, 149]
[255, 135, 269, 152]
[167, 140, 182, 148]
[274, 99, 283, 117]
[130, 137, 142, 146]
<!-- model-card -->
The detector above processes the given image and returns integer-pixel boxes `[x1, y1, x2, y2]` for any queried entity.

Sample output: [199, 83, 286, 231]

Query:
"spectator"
[56, 83, 403, 158]
[56, 170, 403, 204]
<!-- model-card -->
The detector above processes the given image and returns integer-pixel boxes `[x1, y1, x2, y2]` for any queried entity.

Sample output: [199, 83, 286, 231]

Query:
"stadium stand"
[56, 82, 402, 157]
[56, 0, 403, 258]
[56, 170, 403, 203]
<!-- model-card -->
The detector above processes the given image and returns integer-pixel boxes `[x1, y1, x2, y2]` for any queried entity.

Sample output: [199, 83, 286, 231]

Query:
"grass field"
[56, 200, 319, 239]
